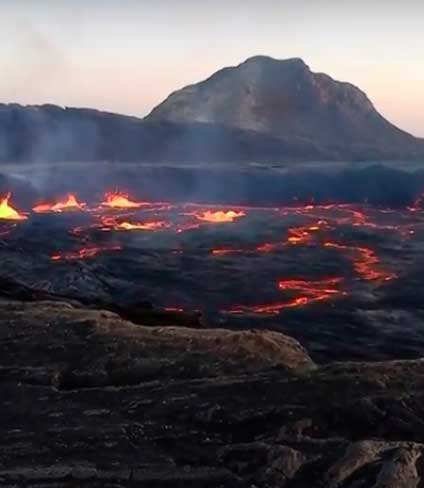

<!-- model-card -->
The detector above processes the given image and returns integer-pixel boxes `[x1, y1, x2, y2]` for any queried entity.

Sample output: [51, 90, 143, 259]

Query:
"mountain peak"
[146, 56, 422, 159]
[242, 55, 308, 68]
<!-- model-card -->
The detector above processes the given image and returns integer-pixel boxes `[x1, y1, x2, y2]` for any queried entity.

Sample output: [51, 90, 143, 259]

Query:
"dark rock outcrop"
[2, 297, 424, 486]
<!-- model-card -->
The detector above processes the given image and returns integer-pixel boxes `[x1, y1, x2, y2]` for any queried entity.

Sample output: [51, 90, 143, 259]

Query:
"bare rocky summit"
[147, 55, 424, 160]
[2, 295, 424, 487]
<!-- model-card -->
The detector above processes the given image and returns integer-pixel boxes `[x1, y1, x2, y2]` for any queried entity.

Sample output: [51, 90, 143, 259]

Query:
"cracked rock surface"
[1, 298, 424, 487]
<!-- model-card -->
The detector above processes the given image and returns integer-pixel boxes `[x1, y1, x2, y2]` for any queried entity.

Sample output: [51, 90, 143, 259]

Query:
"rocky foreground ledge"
[1, 299, 424, 487]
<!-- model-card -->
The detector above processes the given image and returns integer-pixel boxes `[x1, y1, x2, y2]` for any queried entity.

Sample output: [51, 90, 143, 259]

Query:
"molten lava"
[117, 221, 168, 231]
[102, 192, 148, 209]
[15, 193, 407, 316]
[226, 277, 345, 315]
[323, 242, 396, 283]
[256, 242, 279, 253]
[211, 248, 247, 256]
[100, 215, 169, 232]
[51, 244, 122, 261]
[223, 205, 400, 315]
[0, 194, 27, 221]
[195, 210, 246, 223]
[33, 194, 86, 213]
[287, 220, 330, 245]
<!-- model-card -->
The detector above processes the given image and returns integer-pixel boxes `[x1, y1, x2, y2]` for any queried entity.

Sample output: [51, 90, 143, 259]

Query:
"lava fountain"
[0, 194, 27, 221]
[102, 192, 148, 209]
[33, 194, 86, 213]
[194, 210, 246, 223]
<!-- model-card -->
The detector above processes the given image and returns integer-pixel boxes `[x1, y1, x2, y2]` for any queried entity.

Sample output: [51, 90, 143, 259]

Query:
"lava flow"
[5, 192, 406, 314]
[226, 277, 345, 315]
[287, 220, 330, 245]
[100, 215, 169, 232]
[51, 244, 122, 261]
[33, 194, 86, 213]
[0, 194, 27, 221]
[211, 248, 247, 256]
[222, 205, 401, 315]
[102, 192, 148, 209]
[194, 210, 246, 223]
[116, 221, 168, 231]
[323, 242, 396, 283]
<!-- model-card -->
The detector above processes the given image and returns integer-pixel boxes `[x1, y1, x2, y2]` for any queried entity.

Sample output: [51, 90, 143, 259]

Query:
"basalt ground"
[2, 163, 424, 487]
[1, 192, 424, 363]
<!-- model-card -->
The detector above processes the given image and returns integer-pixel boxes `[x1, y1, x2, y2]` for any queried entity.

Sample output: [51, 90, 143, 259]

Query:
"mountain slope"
[146, 56, 424, 160]
[0, 103, 334, 163]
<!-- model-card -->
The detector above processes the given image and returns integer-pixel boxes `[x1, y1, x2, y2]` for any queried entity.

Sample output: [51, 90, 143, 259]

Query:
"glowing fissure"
[223, 204, 400, 315]
[323, 242, 396, 283]
[100, 215, 169, 232]
[287, 220, 331, 245]
[226, 277, 345, 315]
[51, 244, 122, 261]
[0, 190, 411, 312]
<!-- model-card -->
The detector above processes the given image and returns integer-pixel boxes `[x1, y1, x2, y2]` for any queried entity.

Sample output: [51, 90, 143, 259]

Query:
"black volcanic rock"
[2, 298, 424, 486]
[147, 55, 424, 160]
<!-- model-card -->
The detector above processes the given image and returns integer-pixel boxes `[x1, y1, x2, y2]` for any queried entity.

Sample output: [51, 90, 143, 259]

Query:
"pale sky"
[0, 0, 423, 136]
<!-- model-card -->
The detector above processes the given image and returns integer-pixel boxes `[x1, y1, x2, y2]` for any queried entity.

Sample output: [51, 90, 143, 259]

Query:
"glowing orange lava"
[195, 210, 246, 223]
[33, 194, 86, 213]
[288, 211, 397, 281]
[100, 215, 169, 232]
[223, 204, 400, 316]
[26, 198, 404, 315]
[226, 277, 345, 315]
[118, 221, 168, 231]
[323, 242, 396, 283]
[0, 194, 27, 221]
[287, 221, 329, 245]
[211, 248, 247, 256]
[51, 244, 122, 261]
[102, 192, 148, 209]
[256, 242, 279, 253]
[278, 277, 343, 293]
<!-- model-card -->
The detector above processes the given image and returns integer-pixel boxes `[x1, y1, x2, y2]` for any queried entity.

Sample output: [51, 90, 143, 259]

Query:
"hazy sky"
[0, 0, 423, 136]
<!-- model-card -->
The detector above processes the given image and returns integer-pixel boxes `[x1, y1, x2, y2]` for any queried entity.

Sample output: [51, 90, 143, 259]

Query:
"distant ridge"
[0, 57, 423, 163]
[0, 103, 324, 163]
